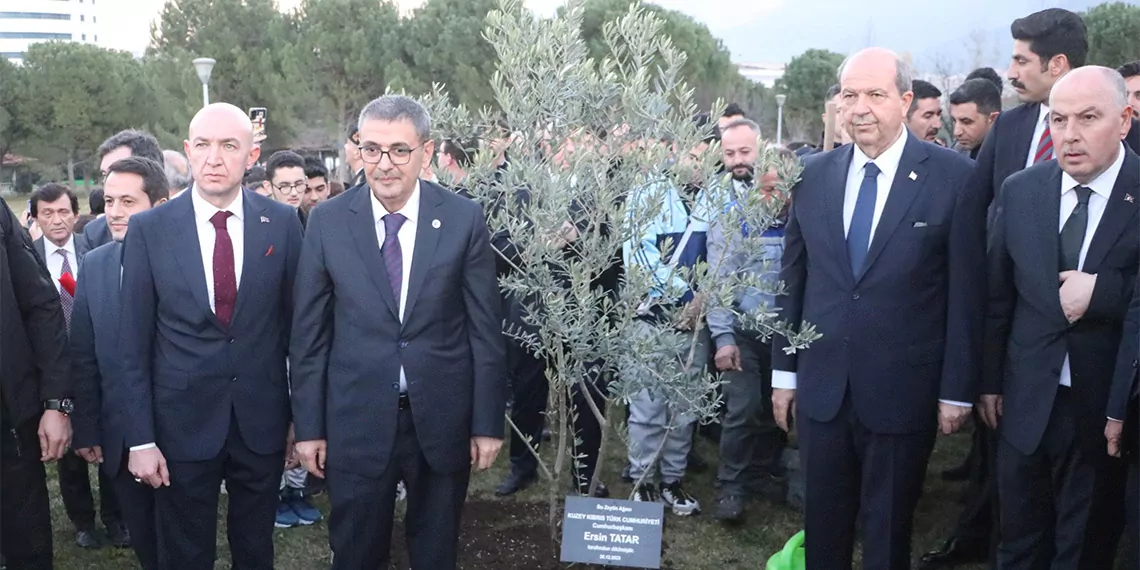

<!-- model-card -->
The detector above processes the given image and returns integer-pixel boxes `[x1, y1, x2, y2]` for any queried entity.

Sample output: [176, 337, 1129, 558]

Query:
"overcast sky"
[97, 0, 1132, 72]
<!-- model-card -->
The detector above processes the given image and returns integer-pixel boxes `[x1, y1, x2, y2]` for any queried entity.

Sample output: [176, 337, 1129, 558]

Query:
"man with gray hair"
[162, 149, 192, 198]
[707, 125, 795, 522]
[771, 47, 985, 568]
[291, 94, 506, 569]
[983, 65, 1137, 570]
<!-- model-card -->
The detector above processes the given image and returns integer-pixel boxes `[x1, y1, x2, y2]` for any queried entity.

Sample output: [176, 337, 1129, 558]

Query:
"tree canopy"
[1082, 2, 1140, 68]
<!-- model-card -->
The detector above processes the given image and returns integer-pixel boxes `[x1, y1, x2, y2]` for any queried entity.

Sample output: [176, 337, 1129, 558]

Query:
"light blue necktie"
[847, 162, 879, 276]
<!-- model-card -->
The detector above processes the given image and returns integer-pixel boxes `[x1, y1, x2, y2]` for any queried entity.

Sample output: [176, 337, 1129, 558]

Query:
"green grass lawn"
[44, 428, 983, 569]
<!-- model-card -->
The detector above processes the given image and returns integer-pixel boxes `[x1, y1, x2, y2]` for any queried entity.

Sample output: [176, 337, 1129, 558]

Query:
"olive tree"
[420, 0, 818, 535]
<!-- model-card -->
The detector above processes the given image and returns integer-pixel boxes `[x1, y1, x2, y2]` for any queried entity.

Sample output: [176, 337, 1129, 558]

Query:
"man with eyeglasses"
[266, 151, 311, 227]
[292, 95, 506, 569]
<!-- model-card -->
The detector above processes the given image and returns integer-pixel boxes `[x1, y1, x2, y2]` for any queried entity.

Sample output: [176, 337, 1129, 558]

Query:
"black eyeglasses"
[358, 144, 422, 165]
[272, 181, 307, 194]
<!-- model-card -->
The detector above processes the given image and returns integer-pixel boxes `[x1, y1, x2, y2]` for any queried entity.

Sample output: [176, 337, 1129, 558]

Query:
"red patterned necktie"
[57, 250, 74, 333]
[210, 211, 237, 327]
[1033, 119, 1054, 164]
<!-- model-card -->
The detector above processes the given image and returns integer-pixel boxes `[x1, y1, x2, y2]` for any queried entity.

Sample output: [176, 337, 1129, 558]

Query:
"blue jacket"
[623, 180, 715, 311]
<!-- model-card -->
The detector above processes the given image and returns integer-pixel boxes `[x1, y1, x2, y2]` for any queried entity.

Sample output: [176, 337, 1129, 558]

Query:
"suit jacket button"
[228, 338, 235, 344]
[1133, 359, 1138, 368]
[399, 341, 408, 349]
[851, 292, 860, 300]
[231, 376, 238, 382]
[392, 383, 400, 390]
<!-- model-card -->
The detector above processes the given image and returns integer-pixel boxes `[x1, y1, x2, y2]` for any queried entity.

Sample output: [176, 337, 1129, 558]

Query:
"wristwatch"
[44, 399, 74, 415]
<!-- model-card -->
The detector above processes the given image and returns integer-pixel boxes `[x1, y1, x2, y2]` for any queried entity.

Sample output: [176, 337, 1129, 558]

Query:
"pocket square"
[912, 221, 928, 228]
[265, 245, 274, 257]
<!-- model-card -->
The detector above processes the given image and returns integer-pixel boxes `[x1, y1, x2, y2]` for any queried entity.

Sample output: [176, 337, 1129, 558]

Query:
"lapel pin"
[1126, 194, 1135, 203]
[265, 245, 274, 257]
[908, 171, 918, 181]
[261, 216, 270, 223]
[432, 219, 441, 229]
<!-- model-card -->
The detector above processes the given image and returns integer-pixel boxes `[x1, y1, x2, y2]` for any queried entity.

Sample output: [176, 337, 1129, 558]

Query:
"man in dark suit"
[119, 103, 303, 570]
[983, 66, 1138, 570]
[291, 95, 507, 569]
[1106, 275, 1138, 570]
[83, 130, 164, 251]
[0, 198, 72, 569]
[771, 47, 986, 569]
[71, 156, 169, 569]
[29, 183, 126, 549]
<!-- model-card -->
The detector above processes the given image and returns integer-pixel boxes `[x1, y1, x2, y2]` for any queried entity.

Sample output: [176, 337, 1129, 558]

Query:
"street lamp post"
[775, 93, 787, 146]
[192, 57, 216, 108]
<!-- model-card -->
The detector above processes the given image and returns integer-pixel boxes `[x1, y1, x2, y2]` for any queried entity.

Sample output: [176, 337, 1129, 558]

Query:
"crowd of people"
[1, 5, 1138, 570]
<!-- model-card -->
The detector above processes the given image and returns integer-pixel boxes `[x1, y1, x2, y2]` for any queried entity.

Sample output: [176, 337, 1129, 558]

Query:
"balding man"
[119, 103, 303, 569]
[162, 149, 192, 198]
[984, 66, 1137, 570]
[770, 47, 986, 568]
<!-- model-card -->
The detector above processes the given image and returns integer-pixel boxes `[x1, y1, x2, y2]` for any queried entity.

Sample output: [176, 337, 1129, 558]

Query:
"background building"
[0, 0, 101, 64]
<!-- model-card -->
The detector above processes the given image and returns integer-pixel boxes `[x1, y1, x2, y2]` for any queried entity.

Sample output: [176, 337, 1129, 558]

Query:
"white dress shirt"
[772, 129, 970, 407]
[1024, 104, 1051, 168]
[45, 234, 79, 288]
[192, 187, 245, 312]
[131, 188, 246, 453]
[372, 181, 421, 393]
[1058, 142, 1123, 389]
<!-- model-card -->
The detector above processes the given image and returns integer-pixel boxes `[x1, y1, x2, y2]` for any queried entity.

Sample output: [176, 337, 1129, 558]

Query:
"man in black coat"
[983, 66, 1138, 570]
[0, 199, 72, 569]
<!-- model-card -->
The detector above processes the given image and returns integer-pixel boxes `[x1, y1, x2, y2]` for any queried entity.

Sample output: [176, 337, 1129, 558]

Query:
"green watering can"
[766, 531, 805, 570]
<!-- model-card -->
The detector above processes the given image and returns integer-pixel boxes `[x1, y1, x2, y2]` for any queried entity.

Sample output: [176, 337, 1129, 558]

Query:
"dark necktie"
[848, 161, 880, 276]
[57, 250, 74, 333]
[382, 213, 406, 313]
[1059, 186, 1092, 272]
[210, 211, 237, 327]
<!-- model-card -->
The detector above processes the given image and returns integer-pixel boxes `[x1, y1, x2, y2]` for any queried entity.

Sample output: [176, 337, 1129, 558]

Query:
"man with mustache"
[984, 65, 1137, 570]
[970, 8, 1140, 219]
[906, 80, 944, 143]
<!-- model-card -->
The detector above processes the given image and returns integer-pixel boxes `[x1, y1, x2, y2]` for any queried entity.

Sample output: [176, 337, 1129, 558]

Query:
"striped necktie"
[1033, 116, 1054, 164]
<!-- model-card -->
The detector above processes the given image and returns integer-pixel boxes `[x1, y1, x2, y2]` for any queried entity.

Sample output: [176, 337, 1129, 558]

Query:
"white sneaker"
[660, 481, 700, 516]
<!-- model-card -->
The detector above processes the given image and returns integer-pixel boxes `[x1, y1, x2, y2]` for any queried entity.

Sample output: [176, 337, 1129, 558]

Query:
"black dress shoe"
[75, 528, 104, 549]
[940, 461, 971, 482]
[919, 537, 988, 569]
[575, 480, 610, 498]
[687, 449, 709, 473]
[107, 521, 131, 548]
[495, 469, 537, 497]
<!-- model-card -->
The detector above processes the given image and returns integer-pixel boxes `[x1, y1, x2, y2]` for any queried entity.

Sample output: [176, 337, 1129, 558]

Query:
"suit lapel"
[858, 137, 928, 283]
[169, 193, 226, 330]
[103, 243, 123, 328]
[348, 187, 400, 320]
[1034, 165, 1065, 318]
[1084, 148, 1140, 271]
[402, 182, 443, 327]
[823, 147, 854, 286]
[34, 237, 45, 261]
[232, 191, 269, 321]
[1010, 103, 1040, 170]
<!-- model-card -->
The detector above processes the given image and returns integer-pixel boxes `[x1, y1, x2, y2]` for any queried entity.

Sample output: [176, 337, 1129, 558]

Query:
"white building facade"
[0, 0, 100, 64]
